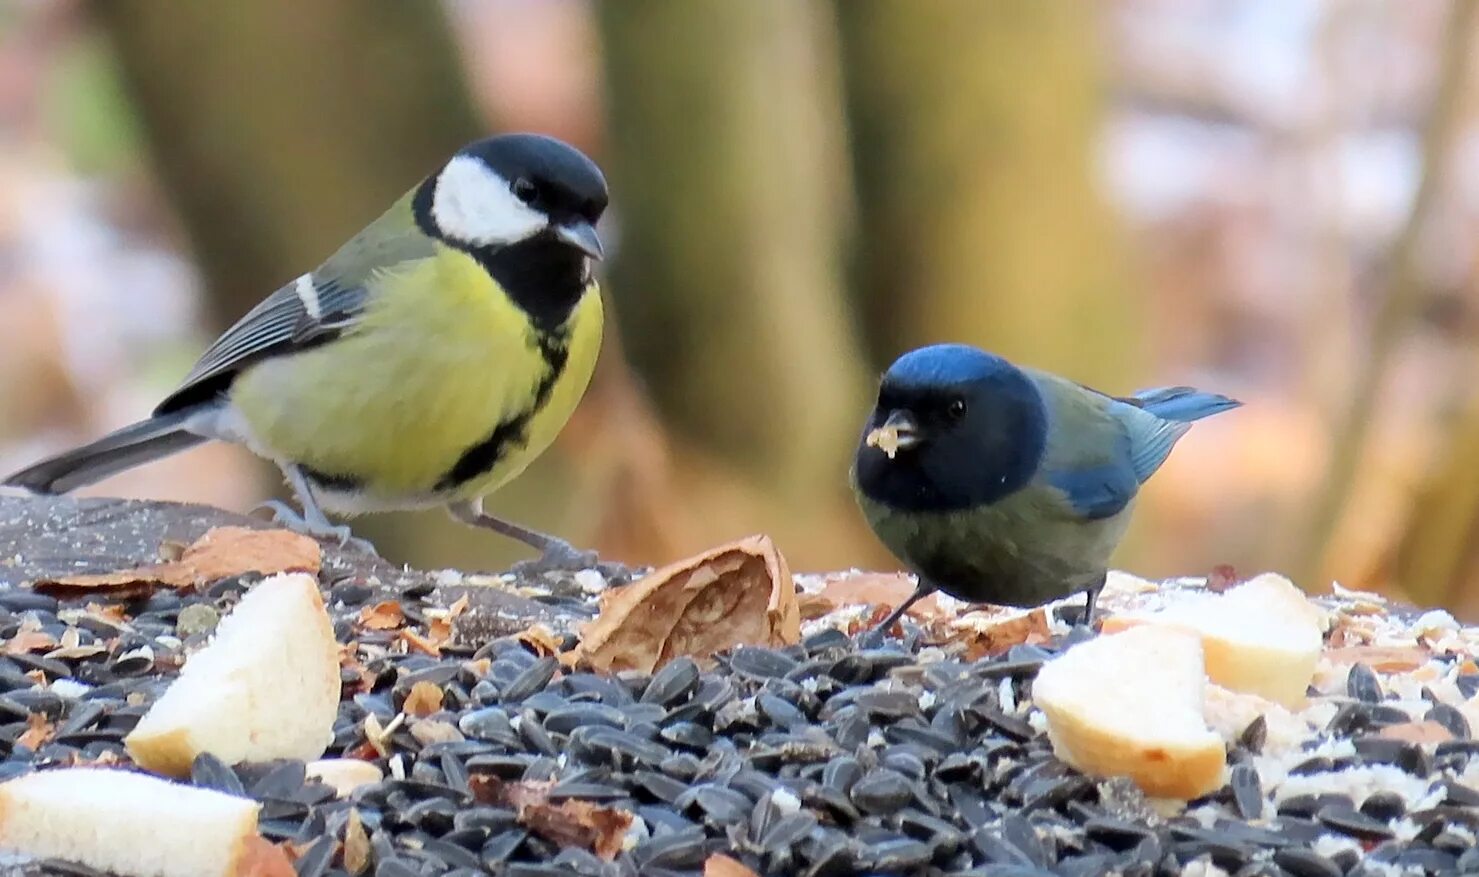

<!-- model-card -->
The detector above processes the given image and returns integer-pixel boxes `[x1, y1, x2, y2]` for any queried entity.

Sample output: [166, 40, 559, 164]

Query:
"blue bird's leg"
[864, 579, 940, 644]
[254, 464, 378, 555]
[1078, 573, 1107, 631]
[447, 499, 600, 574]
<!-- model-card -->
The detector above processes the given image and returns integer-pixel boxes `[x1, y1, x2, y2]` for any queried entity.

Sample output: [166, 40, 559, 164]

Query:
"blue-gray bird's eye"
[948, 398, 967, 419]
[513, 178, 538, 205]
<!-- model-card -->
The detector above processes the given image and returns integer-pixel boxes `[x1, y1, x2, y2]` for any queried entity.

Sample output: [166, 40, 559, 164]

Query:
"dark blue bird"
[851, 344, 1241, 634]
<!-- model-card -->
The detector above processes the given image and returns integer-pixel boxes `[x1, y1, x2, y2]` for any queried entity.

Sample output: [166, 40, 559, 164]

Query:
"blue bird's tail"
[1126, 386, 1242, 423]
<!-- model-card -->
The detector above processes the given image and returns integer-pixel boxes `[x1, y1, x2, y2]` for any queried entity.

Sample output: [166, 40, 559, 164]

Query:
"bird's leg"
[862, 580, 939, 644]
[254, 464, 377, 555]
[1079, 573, 1107, 631]
[447, 499, 599, 574]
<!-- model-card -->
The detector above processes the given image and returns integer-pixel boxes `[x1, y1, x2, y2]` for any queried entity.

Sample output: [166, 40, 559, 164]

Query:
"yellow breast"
[228, 246, 603, 510]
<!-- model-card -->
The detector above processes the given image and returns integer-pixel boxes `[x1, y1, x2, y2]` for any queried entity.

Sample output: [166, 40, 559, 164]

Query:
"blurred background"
[1, 0, 1478, 619]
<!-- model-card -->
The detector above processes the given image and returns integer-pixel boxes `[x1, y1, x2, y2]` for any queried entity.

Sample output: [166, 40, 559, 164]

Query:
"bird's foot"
[509, 537, 602, 577]
[252, 500, 378, 555]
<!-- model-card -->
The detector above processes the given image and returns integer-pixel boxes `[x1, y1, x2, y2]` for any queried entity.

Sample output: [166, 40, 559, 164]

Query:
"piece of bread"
[0, 767, 260, 877]
[1032, 625, 1226, 799]
[1105, 574, 1322, 708]
[126, 572, 340, 777]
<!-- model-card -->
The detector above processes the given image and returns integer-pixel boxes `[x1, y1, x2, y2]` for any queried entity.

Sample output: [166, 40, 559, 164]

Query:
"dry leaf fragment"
[1324, 646, 1430, 673]
[517, 623, 564, 658]
[16, 713, 52, 750]
[1378, 721, 1454, 745]
[83, 602, 130, 623]
[705, 854, 762, 877]
[236, 835, 297, 877]
[1206, 564, 1241, 593]
[402, 681, 444, 717]
[358, 601, 406, 631]
[470, 776, 633, 861]
[31, 527, 320, 597]
[343, 808, 371, 875]
[4, 629, 58, 655]
[399, 627, 443, 656]
[815, 571, 920, 615]
[570, 535, 799, 673]
[953, 607, 1053, 660]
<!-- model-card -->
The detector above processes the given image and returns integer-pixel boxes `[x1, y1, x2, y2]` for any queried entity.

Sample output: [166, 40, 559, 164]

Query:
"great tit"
[852, 344, 1240, 634]
[6, 133, 609, 569]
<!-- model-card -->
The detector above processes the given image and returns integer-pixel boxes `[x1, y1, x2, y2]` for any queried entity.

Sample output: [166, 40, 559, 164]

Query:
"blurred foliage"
[43, 32, 140, 175]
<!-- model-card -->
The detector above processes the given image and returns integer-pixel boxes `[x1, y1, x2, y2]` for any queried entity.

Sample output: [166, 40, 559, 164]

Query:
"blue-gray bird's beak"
[555, 219, 604, 260]
[866, 409, 921, 460]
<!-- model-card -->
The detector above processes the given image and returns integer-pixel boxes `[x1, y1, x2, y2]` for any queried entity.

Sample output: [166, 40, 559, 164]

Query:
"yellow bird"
[7, 133, 609, 569]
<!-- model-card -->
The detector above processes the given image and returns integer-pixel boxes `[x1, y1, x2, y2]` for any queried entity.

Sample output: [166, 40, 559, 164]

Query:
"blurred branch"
[1298, 0, 1477, 589]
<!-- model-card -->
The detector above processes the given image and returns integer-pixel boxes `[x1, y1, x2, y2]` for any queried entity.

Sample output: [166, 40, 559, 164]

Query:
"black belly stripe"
[300, 464, 364, 493]
[433, 337, 571, 492]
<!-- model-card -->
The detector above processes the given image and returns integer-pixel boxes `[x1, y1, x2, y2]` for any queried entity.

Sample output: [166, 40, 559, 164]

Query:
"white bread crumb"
[1115, 574, 1322, 708]
[0, 767, 258, 877]
[125, 572, 340, 777]
[1033, 626, 1226, 799]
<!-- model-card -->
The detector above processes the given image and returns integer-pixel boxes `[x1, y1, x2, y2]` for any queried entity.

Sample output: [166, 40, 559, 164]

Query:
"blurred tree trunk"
[90, 1, 565, 569]
[597, 0, 869, 508]
[836, 1, 1140, 386]
[1385, 396, 1479, 617]
[91, 0, 481, 327]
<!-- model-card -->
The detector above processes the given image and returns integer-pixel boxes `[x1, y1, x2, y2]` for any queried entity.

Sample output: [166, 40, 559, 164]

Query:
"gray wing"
[153, 193, 433, 415]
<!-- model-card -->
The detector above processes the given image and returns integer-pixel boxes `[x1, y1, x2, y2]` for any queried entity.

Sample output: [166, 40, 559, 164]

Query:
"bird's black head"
[415, 133, 610, 332]
[853, 344, 1049, 512]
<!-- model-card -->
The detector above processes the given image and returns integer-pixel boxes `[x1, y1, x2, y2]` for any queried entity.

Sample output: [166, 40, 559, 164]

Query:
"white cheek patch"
[432, 155, 547, 246]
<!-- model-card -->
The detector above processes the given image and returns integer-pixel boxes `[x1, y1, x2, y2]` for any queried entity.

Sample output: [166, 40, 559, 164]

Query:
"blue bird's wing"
[1027, 374, 1241, 521]
[1028, 372, 1142, 521]
[1042, 452, 1140, 520]
[1116, 385, 1242, 481]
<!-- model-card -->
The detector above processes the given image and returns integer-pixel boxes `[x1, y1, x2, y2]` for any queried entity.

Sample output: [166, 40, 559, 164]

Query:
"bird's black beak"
[555, 219, 604, 260]
[865, 409, 922, 460]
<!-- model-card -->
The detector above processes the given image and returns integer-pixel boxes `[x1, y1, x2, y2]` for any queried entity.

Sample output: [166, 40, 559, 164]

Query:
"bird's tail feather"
[1127, 386, 1242, 423]
[4, 410, 207, 495]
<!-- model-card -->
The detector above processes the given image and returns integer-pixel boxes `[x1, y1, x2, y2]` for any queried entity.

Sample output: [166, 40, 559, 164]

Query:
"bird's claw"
[510, 538, 601, 577]
[251, 500, 378, 556]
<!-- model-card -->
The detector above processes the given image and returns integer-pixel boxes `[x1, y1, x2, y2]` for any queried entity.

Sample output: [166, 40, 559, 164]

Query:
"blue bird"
[851, 344, 1241, 634]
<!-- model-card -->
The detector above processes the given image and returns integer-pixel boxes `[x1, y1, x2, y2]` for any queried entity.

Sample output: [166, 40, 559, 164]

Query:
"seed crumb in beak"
[866, 425, 903, 460]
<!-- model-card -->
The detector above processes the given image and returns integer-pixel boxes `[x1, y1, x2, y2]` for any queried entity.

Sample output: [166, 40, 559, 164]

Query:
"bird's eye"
[512, 178, 538, 205]
[948, 398, 968, 419]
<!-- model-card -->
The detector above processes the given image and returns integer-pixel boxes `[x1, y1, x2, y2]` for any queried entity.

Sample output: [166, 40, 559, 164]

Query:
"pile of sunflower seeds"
[1, 573, 1478, 877]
